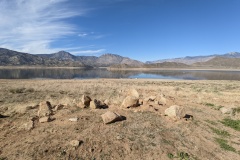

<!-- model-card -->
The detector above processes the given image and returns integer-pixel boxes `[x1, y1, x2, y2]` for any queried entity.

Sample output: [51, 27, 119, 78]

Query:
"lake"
[0, 68, 240, 80]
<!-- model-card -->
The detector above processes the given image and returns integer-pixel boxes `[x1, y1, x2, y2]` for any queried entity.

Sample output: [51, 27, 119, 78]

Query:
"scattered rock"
[54, 104, 64, 111]
[101, 111, 123, 124]
[158, 95, 167, 105]
[70, 140, 80, 147]
[69, 118, 79, 122]
[139, 99, 143, 105]
[78, 102, 85, 108]
[39, 116, 50, 123]
[104, 99, 110, 105]
[121, 96, 139, 108]
[116, 135, 124, 140]
[22, 121, 34, 131]
[38, 101, 53, 118]
[81, 95, 91, 108]
[220, 107, 233, 114]
[90, 99, 108, 109]
[148, 96, 156, 101]
[164, 105, 185, 119]
[128, 89, 139, 98]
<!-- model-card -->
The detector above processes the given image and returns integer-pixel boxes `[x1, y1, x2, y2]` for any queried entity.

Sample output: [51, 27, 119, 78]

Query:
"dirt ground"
[0, 79, 240, 160]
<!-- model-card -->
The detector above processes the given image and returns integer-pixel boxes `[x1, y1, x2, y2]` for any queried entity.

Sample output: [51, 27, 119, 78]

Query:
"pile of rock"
[79, 95, 108, 109]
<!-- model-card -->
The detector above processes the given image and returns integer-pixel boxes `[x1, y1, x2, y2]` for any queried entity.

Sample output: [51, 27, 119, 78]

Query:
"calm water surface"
[0, 68, 240, 80]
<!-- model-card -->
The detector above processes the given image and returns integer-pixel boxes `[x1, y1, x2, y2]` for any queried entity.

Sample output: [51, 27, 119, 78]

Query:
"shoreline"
[107, 67, 240, 71]
[0, 66, 240, 71]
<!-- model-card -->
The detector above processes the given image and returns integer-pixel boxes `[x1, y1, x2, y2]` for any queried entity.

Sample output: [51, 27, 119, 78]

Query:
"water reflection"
[0, 68, 240, 80]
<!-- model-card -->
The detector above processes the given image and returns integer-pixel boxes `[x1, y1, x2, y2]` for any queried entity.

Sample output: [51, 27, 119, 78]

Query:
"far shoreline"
[0, 65, 240, 71]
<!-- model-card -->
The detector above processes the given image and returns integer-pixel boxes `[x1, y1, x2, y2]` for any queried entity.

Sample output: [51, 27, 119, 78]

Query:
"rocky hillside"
[95, 54, 144, 67]
[144, 62, 190, 68]
[39, 51, 76, 61]
[0, 48, 86, 67]
[0, 48, 143, 67]
[193, 57, 240, 68]
[147, 52, 240, 65]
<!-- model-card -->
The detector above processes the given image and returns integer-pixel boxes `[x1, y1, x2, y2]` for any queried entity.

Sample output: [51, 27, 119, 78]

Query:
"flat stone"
[39, 117, 50, 123]
[69, 118, 79, 122]
[70, 140, 80, 147]
[164, 105, 185, 119]
[220, 107, 233, 114]
[101, 111, 122, 124]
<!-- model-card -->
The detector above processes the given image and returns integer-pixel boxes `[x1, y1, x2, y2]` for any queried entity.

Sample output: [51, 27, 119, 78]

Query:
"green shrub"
[221, 118, 240, 131]
[215, 138, 236, 152]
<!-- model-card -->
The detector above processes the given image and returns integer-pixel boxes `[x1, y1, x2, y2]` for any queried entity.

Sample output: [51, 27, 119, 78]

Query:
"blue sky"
[0, 0, 240, 62]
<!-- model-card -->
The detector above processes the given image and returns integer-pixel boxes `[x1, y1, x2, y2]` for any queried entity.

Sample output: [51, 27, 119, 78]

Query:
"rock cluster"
[79, 95, 108, 109]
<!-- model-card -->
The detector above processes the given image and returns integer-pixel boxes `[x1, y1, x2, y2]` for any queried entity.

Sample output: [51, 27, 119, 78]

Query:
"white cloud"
[71, 49, 106, 55]
[78, 33, 88, 37]
[0, 0, 84, 54]
[77, 31, 107, 39]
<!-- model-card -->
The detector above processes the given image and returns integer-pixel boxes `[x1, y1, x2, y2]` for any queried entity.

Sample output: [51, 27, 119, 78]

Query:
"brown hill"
[0, 48, 86, 67]
[144, 62, 190, 68]
[0, 48, 143, 67]
[193, 57, 240, 68]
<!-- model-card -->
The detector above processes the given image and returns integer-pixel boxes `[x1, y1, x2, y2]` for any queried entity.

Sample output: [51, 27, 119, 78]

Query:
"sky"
[0, 0, 240, 62]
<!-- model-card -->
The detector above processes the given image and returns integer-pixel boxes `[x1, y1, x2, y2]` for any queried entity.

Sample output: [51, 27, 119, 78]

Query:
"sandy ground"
[0, 79, 240, 160]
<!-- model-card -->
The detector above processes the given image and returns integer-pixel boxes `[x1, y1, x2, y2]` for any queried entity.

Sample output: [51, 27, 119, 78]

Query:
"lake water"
[0, 68, 240, 80]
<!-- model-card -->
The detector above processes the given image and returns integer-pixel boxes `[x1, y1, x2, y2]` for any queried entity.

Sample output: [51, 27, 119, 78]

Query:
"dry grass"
[0, 79, 240, 160]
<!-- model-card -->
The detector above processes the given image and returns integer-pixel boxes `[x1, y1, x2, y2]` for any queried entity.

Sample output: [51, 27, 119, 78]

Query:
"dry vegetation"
[0, 79, 240, 160]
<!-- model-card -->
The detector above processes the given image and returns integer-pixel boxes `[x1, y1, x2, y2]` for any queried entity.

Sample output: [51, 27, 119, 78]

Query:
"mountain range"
[0, 48, 143, 67]
[146, 52, 240, 65]
[0, 48, 240, 68]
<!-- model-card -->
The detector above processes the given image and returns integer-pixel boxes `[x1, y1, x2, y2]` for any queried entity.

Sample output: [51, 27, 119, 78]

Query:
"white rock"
[39, 116, 50, 123]
[70, 140, 80, 147]
[69, 118, 79, 122]
[220, 107, 233, 114]
[164, 105, 185, 119]
[121, 96, 139, 108]
[128, 89, 139, 98]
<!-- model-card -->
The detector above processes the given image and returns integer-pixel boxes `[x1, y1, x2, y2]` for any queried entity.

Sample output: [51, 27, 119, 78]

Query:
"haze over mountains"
[0, 48, 240, 68]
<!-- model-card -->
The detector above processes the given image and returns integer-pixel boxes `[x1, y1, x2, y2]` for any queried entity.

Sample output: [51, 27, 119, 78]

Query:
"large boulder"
[164, 105, 185, 119]
[37, 101, 53, 118]
[101, 111, 123, 124]
[81, 95, 91, 108]
[128, 89, 139, 98]
[121, 96, 139, 108]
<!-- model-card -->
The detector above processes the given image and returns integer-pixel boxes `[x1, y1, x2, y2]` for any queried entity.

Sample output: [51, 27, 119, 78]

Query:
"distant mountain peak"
[51, 51, 75, 60]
